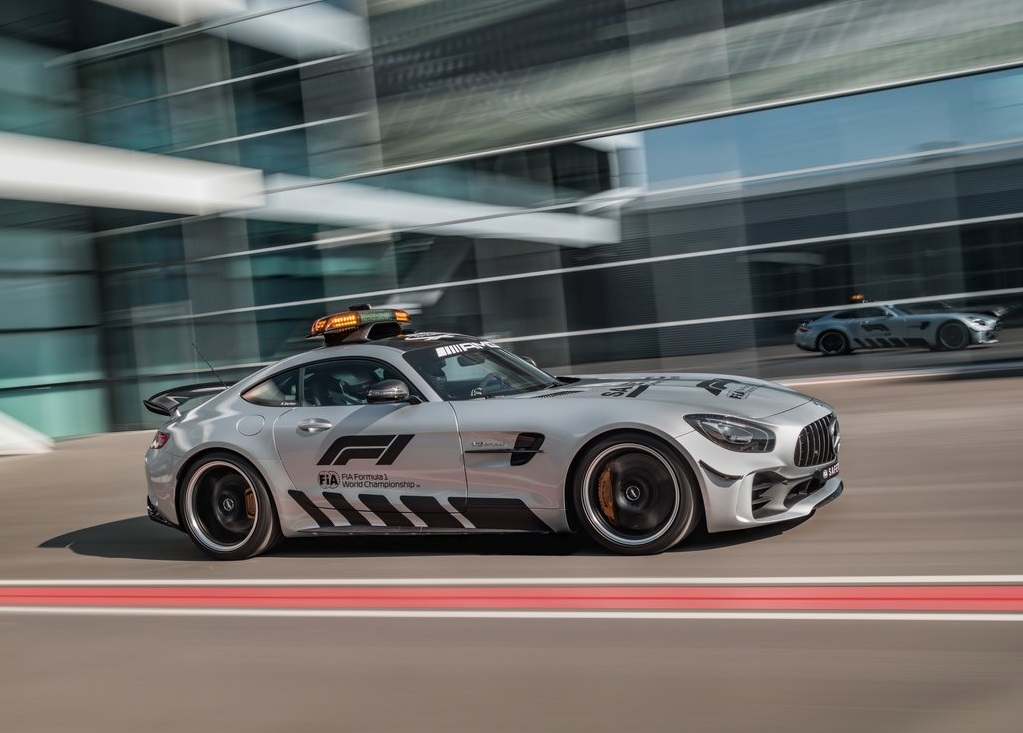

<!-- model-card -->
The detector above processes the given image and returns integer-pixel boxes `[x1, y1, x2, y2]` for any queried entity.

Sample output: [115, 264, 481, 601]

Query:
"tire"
[572, 433, 700, 555]
[817, 331, 850, 356]
[179, 451, 282, 560]
[936, 321, 970, 351]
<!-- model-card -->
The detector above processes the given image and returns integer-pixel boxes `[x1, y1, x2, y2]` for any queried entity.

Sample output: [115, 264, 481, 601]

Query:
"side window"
[241, 369, 299, 407]
[858, 307, 887, 318]
[301, 359, 405, 407]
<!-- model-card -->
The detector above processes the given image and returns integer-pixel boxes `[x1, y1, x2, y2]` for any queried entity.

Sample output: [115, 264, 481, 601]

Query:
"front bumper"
[683, 401, 844, 533]
[698, 466, 843, 532]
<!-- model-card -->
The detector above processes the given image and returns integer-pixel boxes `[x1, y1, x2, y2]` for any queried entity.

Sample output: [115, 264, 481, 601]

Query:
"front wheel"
[179, 452, 282, 560]
[572, 433, 700, 555]
[936, 321, 970, 351]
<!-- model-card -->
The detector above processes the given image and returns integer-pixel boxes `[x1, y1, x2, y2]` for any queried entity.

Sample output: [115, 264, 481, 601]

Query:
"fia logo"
[318, 471, 340, 488]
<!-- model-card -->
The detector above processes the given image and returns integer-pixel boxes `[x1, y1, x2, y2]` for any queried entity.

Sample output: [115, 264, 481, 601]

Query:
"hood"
[533, 373, 814, 420]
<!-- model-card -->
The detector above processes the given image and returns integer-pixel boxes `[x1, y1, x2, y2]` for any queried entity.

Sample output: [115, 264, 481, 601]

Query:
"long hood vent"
[531, 390, 585, 398]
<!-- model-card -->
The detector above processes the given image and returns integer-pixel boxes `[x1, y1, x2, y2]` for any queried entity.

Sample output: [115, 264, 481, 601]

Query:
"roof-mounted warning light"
[308, 305, 412, 346]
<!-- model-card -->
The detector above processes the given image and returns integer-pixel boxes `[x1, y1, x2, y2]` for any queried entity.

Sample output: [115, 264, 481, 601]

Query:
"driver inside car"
[307, 364, 378, 406]
[419, 358, 450, 399]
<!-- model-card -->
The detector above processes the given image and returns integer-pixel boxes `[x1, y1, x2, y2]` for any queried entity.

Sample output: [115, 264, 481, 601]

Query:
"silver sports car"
[795, 304, 1000, 356]
[145, 307, 843, 559]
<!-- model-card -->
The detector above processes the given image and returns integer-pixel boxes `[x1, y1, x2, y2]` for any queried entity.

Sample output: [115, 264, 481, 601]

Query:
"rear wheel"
[817, 331, 850, 356]
[179, 452, 282, 560]
[572, 433, 700, 555]
[936, 321, 970, 351]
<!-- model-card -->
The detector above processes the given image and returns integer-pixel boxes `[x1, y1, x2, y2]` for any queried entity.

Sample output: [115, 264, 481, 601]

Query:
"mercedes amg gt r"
[795, 304, 1001, 356]
[145, 306, 843, 559]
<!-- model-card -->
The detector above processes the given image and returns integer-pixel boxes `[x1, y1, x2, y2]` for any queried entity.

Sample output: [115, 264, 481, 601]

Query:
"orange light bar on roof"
[308, 308, 411, 338]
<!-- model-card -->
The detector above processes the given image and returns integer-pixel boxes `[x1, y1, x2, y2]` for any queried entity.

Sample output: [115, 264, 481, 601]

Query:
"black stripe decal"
[317, 435, 391, 466]
[450, 497, 551, 532]
[627, 384, 649, 398]
[360, 494, 415, 527]
[323, 492, 372, 526]
[400, 496, 465, 528]
[377, 434, 414, 465]
[288, 490, 332, 528]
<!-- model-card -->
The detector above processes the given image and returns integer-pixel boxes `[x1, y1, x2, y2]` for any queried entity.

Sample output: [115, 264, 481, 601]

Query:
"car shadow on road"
[39, 517, 208, 561]
[40, 513, 813, 561]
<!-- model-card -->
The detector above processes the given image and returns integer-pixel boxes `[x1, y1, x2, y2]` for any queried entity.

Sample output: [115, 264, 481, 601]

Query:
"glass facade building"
[2, 0, 1023, 437]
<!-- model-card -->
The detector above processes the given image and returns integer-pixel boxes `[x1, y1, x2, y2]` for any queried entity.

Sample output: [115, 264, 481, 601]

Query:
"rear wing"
[143, 382, 231, 417]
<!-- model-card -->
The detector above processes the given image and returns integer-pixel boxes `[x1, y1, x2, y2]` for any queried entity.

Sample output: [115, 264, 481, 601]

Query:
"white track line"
[1, 575, 1021, 586]
[781, 361, 1023, 387]
[0, 607, 1020, 622]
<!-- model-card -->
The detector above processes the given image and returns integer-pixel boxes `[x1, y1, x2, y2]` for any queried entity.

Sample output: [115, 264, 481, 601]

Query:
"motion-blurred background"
[3, 0, 1023, 440]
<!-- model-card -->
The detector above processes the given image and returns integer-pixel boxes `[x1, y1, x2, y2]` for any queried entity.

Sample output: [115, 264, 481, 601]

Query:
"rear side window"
[242, 369, 300, 407]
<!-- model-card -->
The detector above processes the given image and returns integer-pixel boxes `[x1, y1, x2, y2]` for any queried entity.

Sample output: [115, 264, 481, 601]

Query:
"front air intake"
[794, 414, 839, 467]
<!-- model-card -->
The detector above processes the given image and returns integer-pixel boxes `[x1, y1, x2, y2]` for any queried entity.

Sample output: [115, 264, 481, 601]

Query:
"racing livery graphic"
[145, 306, 843, 559]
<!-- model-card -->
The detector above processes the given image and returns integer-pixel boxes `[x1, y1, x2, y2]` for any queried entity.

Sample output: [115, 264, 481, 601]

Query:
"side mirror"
[367, 379, 418, 404]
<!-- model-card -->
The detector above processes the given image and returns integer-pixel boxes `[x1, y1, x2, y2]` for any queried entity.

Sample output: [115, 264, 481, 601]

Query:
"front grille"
[794, 414, 839, 467]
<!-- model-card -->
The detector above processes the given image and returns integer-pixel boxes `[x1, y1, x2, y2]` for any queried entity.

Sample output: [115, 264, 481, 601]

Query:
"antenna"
[192, 342, 226, 388]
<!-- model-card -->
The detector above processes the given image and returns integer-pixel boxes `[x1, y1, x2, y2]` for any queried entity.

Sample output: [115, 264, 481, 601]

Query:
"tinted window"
[403, 344, 560, 400]
[301, 359, 407, 407]
[242, 369, 299, 407]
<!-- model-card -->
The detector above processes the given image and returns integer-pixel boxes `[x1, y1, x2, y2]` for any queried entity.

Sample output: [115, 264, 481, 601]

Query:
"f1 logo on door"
[317, 435, 414, 466]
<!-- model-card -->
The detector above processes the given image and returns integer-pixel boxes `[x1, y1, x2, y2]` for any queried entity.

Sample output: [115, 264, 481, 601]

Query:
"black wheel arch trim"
[698, 460, 742, 482]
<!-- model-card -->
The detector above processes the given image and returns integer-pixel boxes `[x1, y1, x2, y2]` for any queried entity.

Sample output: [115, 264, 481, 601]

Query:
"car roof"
[272, 331, 490, 368]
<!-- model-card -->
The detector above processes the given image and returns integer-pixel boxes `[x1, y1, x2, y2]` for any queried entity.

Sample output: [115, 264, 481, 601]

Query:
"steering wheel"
[475, 374, 511, 397]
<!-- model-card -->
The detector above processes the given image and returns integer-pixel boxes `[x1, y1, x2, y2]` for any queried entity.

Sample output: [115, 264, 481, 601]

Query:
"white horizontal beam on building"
[93, 0, 369, 57]
[234, 173, 620, 248]
[208, 1, 369, 57]
[92, 0, 246, 26]
[0, 411, 54, 455]
[0, 132, 265, 215]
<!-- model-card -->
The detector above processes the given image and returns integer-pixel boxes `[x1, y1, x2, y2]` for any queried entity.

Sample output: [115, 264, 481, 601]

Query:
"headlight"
[684, 414, 776, 452]
[969, 318, 988, 328]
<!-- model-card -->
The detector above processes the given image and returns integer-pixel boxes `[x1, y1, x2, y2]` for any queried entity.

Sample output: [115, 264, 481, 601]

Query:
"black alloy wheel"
[936, 321, 970, 351]
[573, 433, 700, 555]
[179, 452, 282, 560]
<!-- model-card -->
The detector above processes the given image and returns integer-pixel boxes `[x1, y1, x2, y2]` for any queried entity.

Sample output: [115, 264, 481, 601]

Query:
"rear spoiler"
[143, 382, 232, 417]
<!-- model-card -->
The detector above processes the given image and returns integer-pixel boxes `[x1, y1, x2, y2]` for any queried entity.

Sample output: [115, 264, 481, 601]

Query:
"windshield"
[404, 344, 561, 400]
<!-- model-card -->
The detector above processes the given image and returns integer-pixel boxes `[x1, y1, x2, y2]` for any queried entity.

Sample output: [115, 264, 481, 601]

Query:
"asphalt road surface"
[2, 374, 1022, 732]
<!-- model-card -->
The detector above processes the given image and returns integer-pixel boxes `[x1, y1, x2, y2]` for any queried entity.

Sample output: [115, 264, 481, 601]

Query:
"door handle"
[297, 418, 332, 434]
